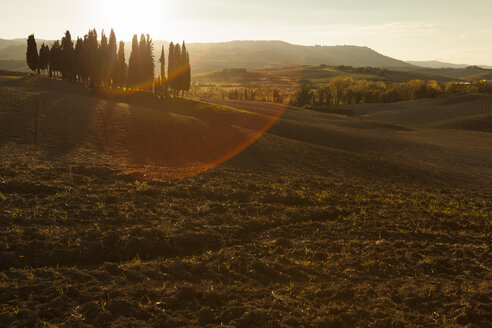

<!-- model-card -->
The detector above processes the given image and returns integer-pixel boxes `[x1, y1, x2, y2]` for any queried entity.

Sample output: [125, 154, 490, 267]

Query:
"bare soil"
[0, 75, 491, 327]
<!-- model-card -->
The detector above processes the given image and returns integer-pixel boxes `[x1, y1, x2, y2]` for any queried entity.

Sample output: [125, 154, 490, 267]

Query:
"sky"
[1, 0, 492, 65]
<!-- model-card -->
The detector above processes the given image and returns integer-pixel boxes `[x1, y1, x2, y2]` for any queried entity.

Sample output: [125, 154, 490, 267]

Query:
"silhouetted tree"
[159, 46, 166, 81]
[290, 80, 314, 106]
[38, 43, 50, 75]
[84, 29, 99, 87]
[158, 45, 168, 97]
[27, 28, 192, 97]
[168, 42, 183, 96]
[181, 41, 191, 96]
[168, 42, 176, 95]
[26, 34, 38, 73]
[98, 30, 109, 85]
[128, 34, 140, 89]
[73, 38, 84, 83]
[61, 30, 75, 81]
[113, 41, 127, 88]
[108, 29, 117, 87]
[139, 34, 154, 90]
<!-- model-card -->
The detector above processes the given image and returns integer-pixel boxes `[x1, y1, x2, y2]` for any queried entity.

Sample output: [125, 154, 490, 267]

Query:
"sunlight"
[98, 0, 172, 40]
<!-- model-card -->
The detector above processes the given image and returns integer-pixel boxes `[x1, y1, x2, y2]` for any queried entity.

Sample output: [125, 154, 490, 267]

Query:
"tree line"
[189, 84, 284, 103]
[26, 29, 191, 96]
[290, 77, 492, 107]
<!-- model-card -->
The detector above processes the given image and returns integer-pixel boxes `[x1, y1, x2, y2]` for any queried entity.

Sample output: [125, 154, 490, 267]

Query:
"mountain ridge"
[6, 38, 491, 74]
[0, 38, 414, 73]
[407, 60, 492, 69]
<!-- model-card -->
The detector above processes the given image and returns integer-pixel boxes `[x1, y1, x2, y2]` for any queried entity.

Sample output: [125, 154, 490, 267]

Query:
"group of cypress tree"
[26, 29, 191, 96]
[167, 42, 191, 96]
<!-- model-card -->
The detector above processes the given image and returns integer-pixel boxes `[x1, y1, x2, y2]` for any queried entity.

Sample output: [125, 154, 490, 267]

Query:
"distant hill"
[0, 60, 29, 72]
[5, 38, 490, 79]
[195, 65, 455, 86]
[408, 60, 492, 69]
[0, 38, 414, 74]
[185, 41, 415, 73]
[410, 66, 492, 81]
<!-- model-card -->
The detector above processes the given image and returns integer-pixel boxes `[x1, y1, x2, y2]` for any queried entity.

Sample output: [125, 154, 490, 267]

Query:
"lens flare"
[89, 91, 286, 181]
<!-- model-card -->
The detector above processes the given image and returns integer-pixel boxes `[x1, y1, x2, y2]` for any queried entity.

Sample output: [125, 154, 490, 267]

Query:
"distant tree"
[408, 79, 427, 100]
[26, 34, 38, 73]
[113, 41, 127, 88]
[426, 80, 443, 98]
[314, 86, 330, 105]
[328, 77, 353, 105]
[38, 43, 50, 75]
[290, 80, 314, 106]
[272, 89, 283, 103]
[61, 30, 75, 81]
[444, 81, 477, 96]
[128, 34, 140, 89]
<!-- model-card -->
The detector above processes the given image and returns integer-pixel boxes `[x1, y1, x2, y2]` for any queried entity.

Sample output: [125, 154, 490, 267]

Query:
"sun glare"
[99, 0, 172, 40]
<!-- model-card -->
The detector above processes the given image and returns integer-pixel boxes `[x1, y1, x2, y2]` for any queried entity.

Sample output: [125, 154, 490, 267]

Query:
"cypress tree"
[182, 41, 191, 96]
[99, 30, 108, 85]
[139, 34, 154, 90]
[85, 29, 99, 86]
[138, 34, 146, 88]
[128, 34, 140, 89]
[61, 30, 74, 81]
[108, 29, 117, 87]
[24, 28, 191, 94]
[169, 42, 182, 96]
[159, 46, 166, 81]
[158, 45, 168, 97]
[38, 44, 50, 75]
[168, 42, 175, 95]
[114, 41, 127, 88]
[26, 34, 38, 73]
[73, 38, 84, 83]
[49, 41, 62, 78]
[174, 43, 181, 96]
[80, 35, 90, 84]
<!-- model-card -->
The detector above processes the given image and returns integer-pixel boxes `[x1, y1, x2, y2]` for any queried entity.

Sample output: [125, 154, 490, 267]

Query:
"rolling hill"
[408, 60, 492, 69]
[185, 41, 415, 73]
[0, 38, 414, 74]
[0, 72, 491, 327]
[194, 65, 456, 87]
[4, 38, 491, 81]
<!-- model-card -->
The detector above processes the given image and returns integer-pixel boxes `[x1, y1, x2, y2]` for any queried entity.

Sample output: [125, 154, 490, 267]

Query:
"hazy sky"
[1, 0, 492, 64]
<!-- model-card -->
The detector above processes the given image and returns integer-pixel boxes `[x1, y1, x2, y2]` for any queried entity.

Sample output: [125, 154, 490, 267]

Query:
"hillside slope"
[341, 94, 492, 131]
[186, 41, 414, 73]
[0, 75, 491, 327]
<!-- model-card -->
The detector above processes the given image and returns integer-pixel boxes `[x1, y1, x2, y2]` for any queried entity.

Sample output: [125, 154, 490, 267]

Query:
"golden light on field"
[89, 98, 287, 181]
